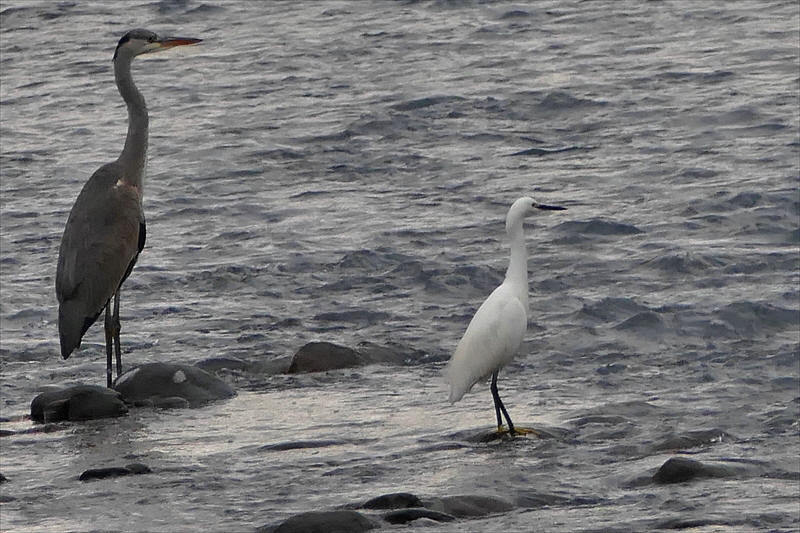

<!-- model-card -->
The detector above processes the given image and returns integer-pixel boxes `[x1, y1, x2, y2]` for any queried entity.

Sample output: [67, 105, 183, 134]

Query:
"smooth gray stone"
[30, 385, 128, 423]
[113, 362, 235, 407]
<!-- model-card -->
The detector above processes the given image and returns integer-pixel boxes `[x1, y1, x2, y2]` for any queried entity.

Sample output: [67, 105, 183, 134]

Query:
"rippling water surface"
[1, 1, 798, 531]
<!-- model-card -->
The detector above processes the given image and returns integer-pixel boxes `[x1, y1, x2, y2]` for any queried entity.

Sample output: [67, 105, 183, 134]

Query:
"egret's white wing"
[446, 282, 527, 403]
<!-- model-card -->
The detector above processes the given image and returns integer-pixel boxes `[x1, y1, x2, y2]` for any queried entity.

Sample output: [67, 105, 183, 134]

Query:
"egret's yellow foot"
[509, 426, 541, 437]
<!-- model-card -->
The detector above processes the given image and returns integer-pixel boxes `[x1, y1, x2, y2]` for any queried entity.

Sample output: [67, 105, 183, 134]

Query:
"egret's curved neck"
[504, 220, 529, 306]
[114, 53, 148, 188]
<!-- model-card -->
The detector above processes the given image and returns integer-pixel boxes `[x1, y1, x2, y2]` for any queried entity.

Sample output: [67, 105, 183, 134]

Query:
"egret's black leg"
[491, 370, 516, 434]
[112, 291, 122, 381]
[103, 300, 113, 388]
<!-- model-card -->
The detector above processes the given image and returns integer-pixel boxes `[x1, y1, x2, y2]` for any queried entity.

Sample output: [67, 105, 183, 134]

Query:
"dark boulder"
[382, 508, 455, 524]
[113, 363, 235, 407]
[362, 492, 423, 509]
[652, 457, 750, 484]
[30, 385, 128, 423]
[79, 463, 151, 481]
[287, 342, 363, 373]
[257, 510, 376, 533]
[287, 341, 428, 373]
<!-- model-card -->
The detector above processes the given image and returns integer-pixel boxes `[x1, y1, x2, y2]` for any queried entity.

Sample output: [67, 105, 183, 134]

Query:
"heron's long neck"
[114, 54, 148, 189]
[504, 221, 529, 310]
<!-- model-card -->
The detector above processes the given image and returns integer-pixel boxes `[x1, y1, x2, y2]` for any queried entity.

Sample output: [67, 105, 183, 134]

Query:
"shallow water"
[1, 0, 798, 531]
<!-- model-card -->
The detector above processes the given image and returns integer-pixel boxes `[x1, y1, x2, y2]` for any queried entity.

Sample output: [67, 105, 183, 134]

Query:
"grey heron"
[56, 29, 201, 387]
[445, 197, 565, 436]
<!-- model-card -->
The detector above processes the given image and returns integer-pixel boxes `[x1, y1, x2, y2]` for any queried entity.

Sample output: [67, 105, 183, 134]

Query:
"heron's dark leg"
[112, 291, 122, 380]
[104, 301, 113, 388]
[491, 370, 516, 435]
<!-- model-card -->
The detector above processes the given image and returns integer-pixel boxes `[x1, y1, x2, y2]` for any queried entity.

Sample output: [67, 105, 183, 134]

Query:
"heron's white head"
[113, 29, 201, 61]
[505, 196, 566, 234]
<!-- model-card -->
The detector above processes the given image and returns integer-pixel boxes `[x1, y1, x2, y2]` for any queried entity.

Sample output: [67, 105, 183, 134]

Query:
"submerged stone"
[427, 494, 515, 517]
[258, 510, 376, 533]
[113, 363, 235, 407]
[194, 356, 250, 372]
[30, 385, 128, 423]
[651, 428, 734, 451]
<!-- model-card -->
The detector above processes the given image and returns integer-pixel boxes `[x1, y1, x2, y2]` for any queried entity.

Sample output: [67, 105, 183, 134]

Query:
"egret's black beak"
[536, 204, 566, 211]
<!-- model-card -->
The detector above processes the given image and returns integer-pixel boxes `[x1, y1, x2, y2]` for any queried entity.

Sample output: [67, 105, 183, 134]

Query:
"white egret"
[446, 196, 565, 435]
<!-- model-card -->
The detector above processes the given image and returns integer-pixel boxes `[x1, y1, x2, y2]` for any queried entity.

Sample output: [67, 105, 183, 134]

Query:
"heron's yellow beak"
[156, 37, 202, 50]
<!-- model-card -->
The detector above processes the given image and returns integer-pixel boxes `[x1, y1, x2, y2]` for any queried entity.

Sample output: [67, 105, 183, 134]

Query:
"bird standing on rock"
[56, 29, 201, 387]
[446, 196, 565, 436]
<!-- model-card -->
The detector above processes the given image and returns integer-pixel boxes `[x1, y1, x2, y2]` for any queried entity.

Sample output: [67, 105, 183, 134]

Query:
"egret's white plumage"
[445, 196, 565, 434]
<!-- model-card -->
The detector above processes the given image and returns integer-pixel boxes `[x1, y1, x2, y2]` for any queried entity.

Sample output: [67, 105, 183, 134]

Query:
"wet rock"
[514, 490, 571, 508]
[195, 356, 250, 372]
[30, 385, 128, 423]
[113, 363, 235, 407]
[0, 472, 7, 483]
[355, 342, 408, 365]
[79, 463, 151, 481]
[652, 457, 746, 484]
[651, 428, 734, 451]
[382, 508, 455, 524]
[288, 342, 363, 373]
[257, 510, 376, 533]
[250, 355, 293, 375]
[614, 311, 665, 331]
[462, 425, 572, 443]
[152, 396, 191, 409]
[426, 494, 515, 517]
[287, 341, 427, 373]
[362, 492, 423, 509]
[260, 439, 348, 451]
[356, 341, 428, 365]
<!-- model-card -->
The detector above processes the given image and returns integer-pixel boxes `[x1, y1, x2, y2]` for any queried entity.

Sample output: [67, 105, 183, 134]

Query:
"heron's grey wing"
[56, 163, 144, 358]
